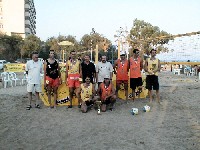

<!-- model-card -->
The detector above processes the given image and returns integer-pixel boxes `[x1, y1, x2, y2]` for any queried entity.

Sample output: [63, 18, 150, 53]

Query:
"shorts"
[130, 77, 143, 90]
[46, 76, 60, 88]
[27, 83, 41, 93]
[102, 97, 112, 105]
[116, 80, 128, 84]
[85, 100, 94, 106]
[116, 80, 128, 90]
[146, 75, 159, 90]
[68, 74, 80, 88]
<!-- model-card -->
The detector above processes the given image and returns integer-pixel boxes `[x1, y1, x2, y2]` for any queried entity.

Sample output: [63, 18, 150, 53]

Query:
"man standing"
[113, 51, 129, 100]
[96, 55, 113, 86]
[81, 54, 96, 84]
[44, 50, 61, 108]
[76, 76, 96, 113]
[97, 75, 116, 112]
[144, 49, 161, 103]
[25, 51, 43, 110]
[129, 49, 143, 101]
[66, 50, 82, 108]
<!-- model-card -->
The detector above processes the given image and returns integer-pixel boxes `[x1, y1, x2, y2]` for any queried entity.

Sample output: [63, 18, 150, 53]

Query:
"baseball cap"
[120, 51, 126, 56]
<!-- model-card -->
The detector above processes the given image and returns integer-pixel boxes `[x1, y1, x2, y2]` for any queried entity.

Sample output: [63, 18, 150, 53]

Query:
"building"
[0, 0, 36, 38]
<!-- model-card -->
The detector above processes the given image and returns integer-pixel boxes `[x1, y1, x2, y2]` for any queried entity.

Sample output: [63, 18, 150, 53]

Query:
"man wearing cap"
[144, 49, 161, 103]
[129, 49, 143, 101]
[113, 51, 129, 100]
[66, 50, 82, 108]
[97, 75, 116, 111]
[96, 54, 113, 87]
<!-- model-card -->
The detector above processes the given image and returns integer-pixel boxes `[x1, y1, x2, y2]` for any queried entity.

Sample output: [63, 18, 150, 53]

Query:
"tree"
[129, 19, 172, 55]
[21, 35, 41, 57]
[0, 34, 23, 62]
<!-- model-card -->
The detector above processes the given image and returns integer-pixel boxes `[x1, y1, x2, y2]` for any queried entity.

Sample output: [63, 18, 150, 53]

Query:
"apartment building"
[0, 0, 36, 38]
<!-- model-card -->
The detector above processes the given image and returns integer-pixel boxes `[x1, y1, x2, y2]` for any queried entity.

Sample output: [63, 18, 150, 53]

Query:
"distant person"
[81, 54, 96, 84]
[25, 51, 43, 110]
[76, 76, 96, 113]
[113, 51, 129, 100]
[129, 49, 143, 101]
[96, 55, 113, 86]
[144, 49, 161, 103]
[66, 50, 82, 108]
[97, 75, 116, 112]
[44, 50, 61, 108]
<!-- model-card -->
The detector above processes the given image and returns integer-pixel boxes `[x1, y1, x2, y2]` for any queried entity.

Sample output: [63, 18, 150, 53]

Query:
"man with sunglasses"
[144, 49, 161, 103]
[76, 76, 96, 113]
[129, 49, 143, 101]
[97, 75, 116, 112]
[44, 50, 61, 108]
[25, 51, 43, 110]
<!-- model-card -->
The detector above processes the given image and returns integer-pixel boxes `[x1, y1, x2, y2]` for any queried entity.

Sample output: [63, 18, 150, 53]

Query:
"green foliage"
[0, 34, 23, 62]
[129, 19, 173, 55]
[21, 35, 41, 57]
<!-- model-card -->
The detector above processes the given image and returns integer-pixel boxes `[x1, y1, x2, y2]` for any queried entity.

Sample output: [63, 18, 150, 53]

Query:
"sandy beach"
[0, 71, 199, 150]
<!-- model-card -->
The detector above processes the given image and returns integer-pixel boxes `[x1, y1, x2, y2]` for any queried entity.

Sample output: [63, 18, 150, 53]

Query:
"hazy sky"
[34, 0, 200, 43]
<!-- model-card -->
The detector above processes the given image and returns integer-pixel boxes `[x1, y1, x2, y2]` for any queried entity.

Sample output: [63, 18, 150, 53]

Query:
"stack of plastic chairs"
[0, 72, 13, 88]
[9, 72, 21, 86]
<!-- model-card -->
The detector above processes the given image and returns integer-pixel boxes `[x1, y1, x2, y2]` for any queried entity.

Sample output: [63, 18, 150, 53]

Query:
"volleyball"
[143, 105, 151, 112]
[131, 108, 138, 115]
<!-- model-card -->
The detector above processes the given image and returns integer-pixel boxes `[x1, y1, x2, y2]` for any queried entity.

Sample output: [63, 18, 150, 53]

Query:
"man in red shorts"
[44, 50, 61, 108]
[113, 51, 129, 100]
[66, 50, 82, 108]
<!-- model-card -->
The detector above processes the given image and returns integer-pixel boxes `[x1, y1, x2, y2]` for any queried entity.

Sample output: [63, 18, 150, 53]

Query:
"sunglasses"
[104, 78, 110, 80]
[85, 78, 91, 80]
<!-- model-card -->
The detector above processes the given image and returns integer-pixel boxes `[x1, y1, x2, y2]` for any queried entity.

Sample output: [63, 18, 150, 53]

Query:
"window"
[0, 24, 3, 28]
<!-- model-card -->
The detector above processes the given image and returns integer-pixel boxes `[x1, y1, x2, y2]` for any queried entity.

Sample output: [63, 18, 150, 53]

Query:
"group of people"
[25, 48, 161, 113]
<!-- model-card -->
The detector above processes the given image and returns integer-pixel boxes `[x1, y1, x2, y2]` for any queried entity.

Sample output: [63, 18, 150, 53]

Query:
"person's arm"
[92, 84, 95, 98]
[144, 59, 148, 72]
[140, 59, 143, 71]
[79, 62, 82, 78]
[43, 61, 47, 87]
[65, 61, 69, 85]
[97, 84, 101, 97]
[113, 60, 118, 74]
[109, 62, 113, 80]
[96, 64, 98, 83]
[92, 63, 96, 83]
[106, 84, 116, 99]
[154, 59, 161, 73]
[25, 62, 29, 75]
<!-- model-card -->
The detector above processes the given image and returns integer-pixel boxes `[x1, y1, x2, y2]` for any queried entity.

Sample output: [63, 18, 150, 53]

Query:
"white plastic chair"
[21, 72, 28, 85]
[9, 72, 21, 86]
[1, 72, 13, 88]
[190, 68, 195, 76]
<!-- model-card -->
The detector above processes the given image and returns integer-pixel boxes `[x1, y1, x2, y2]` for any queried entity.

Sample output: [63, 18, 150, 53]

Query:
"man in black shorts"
[129, 49, 143, 101]
[144, 49, 161, 103]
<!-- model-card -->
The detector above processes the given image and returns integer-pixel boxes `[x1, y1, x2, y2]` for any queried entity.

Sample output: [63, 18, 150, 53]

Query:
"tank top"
[116, 59, 129, 80]
[146, 58, 159, 76]
[46, 59, 59, 79]
[81, 83, 93, 101]
[100, 82, 112, 101]
[130, 57, 141, 78]
[68, 59, 80, 74]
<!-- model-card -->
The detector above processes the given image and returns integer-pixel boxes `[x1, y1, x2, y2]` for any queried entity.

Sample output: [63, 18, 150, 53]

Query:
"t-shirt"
[96, 61, 113, 82]
[81, 61, 96, 81]
[25, 60, 43, 84]
[46, 59, 59, 79]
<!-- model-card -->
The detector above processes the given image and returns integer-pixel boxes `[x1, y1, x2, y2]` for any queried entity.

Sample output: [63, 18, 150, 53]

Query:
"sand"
[0, 72, 200, 150]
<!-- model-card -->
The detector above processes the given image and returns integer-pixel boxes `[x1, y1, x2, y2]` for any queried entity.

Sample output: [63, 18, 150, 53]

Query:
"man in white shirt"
[25, 51, 43, 110]
[96, 55, 113, 86]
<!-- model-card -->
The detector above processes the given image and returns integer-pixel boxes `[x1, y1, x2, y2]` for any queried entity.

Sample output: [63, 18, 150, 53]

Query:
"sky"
[34, 0, 200, 42]
[34, 0, 200, 61]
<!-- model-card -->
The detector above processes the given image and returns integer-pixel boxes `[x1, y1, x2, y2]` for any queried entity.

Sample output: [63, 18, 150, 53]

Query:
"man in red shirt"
[113, 51, 129, 100]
